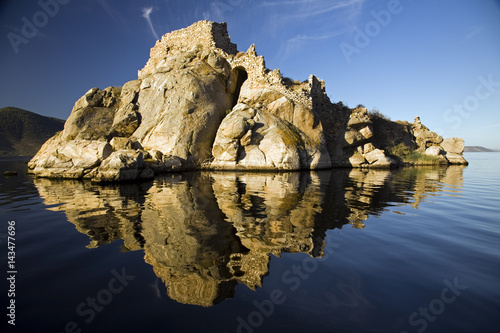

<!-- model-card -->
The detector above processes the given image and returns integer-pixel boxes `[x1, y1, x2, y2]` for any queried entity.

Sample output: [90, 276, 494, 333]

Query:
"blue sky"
[1, 0, 499, 148]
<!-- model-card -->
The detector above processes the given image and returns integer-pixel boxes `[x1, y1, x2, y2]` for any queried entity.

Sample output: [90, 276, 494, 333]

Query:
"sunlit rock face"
[33, 165, 466, 307]
[28, 21, 467, 182]
[211, 103, 331, 170]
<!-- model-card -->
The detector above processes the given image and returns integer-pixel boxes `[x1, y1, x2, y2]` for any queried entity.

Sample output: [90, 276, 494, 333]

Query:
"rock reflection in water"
[33, 166, 465, 307]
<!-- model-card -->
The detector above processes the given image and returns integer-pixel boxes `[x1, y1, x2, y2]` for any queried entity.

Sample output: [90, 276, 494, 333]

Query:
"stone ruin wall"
[223, 45, 315, 109]
[138, 21, 238, 78]
[138, 20, 320, 110]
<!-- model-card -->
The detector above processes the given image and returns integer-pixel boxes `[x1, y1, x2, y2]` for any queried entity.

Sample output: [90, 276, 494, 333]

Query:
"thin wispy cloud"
[202, 1, 235, 22]
[268, 0, 365, 59]
[143, 6, 159, 40]
[278, 31, 347, 59]
[262, 0, 365, 21]
[295, 0, 363, 20]
[464, 25, 484, 41]
[261, 0, 315, 6]
[202, 2, 222, 21]
[98, 0, 125, 24]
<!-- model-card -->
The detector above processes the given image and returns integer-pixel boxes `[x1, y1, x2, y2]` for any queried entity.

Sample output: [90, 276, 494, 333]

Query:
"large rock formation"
[28, 21, 468, 182]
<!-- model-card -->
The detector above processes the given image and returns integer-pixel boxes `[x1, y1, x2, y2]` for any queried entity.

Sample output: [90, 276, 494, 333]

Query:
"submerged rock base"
[28, 21, 467, 182]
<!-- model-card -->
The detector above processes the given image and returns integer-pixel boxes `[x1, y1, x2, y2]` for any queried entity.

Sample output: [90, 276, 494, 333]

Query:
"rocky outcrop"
[28, 135, 113, 179]
[412, 116, 444, 152]
[337, 107, 395, 168]
[29, 22, 237, 182]
[211, 103, 330, 170]
[28, 20, 468, 182]
[439, 137, 467, 165]
[411, 117, 467, 165]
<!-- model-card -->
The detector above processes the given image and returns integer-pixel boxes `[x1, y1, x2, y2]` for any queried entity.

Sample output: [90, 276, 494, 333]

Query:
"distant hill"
[464, 146, 497, 152]
[0, 107, 65, 156]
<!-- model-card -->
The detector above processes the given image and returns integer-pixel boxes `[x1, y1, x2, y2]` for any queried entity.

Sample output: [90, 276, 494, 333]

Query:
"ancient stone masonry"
[139, 21, 238, 79]
[29, 20, 468, 182]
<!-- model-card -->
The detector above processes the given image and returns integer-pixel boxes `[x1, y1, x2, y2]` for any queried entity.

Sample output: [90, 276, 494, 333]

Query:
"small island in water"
[28, 21, 467, 183]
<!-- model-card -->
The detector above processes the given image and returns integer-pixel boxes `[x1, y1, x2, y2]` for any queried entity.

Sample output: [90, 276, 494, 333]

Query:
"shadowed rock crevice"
[229, 66, 248, 108]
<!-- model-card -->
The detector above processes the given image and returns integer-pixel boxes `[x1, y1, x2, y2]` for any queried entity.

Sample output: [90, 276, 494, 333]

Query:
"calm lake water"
[1, 153, 499, 333]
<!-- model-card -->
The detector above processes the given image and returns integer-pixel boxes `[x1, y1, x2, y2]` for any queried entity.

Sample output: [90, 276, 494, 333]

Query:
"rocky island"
[28, 21, 467, 182]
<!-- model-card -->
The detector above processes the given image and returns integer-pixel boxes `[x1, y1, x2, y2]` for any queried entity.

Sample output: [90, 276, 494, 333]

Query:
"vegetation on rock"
[388, 143, 445, 165]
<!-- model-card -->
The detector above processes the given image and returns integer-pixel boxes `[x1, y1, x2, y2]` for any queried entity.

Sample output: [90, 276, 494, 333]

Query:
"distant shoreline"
[464, 146, 499, 152]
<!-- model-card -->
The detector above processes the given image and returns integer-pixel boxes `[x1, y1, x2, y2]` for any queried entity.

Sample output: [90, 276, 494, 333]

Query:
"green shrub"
[389, 143, 412, 157]
[389, 143, 443, 164]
